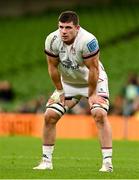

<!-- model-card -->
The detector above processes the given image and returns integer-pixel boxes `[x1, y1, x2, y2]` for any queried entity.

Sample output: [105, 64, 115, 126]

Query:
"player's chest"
[58, 44, 82, 64]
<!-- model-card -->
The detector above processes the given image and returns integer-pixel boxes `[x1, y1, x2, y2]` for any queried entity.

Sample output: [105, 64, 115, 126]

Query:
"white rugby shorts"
[62, 77, 109, 99]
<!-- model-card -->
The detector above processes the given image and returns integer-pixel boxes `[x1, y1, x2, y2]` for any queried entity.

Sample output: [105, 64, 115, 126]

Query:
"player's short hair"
[58, 11, 79, 25]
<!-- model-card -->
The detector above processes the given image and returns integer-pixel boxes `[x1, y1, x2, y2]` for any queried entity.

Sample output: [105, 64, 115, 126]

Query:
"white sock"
[42, 145, 54, 161]
[102, 148, 112, 164]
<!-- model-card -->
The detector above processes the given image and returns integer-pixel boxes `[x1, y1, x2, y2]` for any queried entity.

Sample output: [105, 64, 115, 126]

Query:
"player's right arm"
[46, 55, 65, 106]
[47, 55, 63, 91]
[45, 32, 65, 105]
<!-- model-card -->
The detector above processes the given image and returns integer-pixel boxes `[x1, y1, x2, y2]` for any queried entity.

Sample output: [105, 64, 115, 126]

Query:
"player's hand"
[47, 89, 65, 106]
[88, 94, 106, 107]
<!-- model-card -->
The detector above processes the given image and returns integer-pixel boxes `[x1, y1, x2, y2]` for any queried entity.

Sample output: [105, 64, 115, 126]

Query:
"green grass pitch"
[0, 136, 139, 179]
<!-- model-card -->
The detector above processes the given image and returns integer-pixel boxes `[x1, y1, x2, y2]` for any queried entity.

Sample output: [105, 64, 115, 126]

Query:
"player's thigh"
[65, 97, 80, 109]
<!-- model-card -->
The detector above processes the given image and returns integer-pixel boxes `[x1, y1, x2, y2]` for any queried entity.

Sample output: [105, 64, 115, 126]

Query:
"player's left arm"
[84, 52, 106, 107]
[82, 36, 100, 97]
[84, 53, 99, 97]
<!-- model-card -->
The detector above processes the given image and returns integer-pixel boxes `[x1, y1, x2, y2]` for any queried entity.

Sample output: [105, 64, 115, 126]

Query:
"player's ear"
[77, 25, 80, 30]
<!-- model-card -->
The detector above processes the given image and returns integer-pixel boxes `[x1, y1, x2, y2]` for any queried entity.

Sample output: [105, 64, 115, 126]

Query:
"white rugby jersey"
[45, 27, 107, 85]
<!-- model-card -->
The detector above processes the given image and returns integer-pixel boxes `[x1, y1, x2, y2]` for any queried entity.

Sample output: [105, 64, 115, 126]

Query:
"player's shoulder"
[78, 27, 99, 56]
[80, 27, 97, 40]
[45, 29, 61, 44]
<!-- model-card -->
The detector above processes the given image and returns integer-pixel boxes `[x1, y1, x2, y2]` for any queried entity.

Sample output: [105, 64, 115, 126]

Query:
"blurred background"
[0, 0, 139, 117]
[1, 2, 139, 178]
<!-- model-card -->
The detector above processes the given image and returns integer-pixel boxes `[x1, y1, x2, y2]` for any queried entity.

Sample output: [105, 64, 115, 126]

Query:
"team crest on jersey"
[87, 39, 99, 53]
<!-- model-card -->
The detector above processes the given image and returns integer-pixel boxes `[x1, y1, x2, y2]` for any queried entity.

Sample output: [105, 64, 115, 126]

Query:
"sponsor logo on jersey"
[98, 88, 106, 94]
[87, 39, 99, 53]
[61, 58, 79, 70]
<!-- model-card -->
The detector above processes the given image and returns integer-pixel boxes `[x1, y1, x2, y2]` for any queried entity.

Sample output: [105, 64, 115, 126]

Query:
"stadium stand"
[0, 5, 139, 112]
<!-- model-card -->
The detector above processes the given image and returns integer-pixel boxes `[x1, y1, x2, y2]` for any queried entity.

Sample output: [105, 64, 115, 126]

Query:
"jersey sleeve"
[82, 38, 99, 59]
[44, 33, 59, 58]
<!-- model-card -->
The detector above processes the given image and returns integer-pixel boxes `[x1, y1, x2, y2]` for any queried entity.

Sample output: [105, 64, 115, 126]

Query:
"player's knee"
[44, 102, 67, 125]
[44, 109, 60, 125]
[91, 108, 107, 124]
[90, 97, 109, 124]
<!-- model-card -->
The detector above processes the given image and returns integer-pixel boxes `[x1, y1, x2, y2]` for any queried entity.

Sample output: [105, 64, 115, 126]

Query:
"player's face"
[58, 21, 80, 44]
